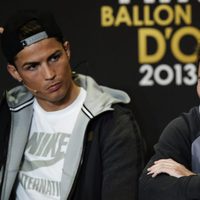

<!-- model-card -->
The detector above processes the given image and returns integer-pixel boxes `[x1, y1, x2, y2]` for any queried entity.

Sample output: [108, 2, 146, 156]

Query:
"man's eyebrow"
[20, 50, 62, 67]
[21, 61, 39, 68]
[47, 50, 62, 59]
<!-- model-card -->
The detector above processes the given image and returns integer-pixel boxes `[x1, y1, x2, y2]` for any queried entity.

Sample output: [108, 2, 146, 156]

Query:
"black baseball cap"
[1, 9, 63, 64]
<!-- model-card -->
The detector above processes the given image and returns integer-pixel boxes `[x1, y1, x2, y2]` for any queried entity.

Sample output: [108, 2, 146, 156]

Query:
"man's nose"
[42, 64, 56, 80]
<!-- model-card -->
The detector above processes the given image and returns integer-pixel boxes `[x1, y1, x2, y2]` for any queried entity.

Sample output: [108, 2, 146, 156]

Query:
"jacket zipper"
[67, 127, 89, 200]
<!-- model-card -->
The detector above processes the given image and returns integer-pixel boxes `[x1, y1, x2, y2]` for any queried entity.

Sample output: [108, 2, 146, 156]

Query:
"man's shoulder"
[90, 103, 141, 142]
[6, 85, 34, 109]
[95, 103, 135, 125]
[182, 106, 199, 119]
[175, 106, 200, 128]
[166, 106, 199, 127]
[160, 106, 200, 142]
[180, 106, 200, 134]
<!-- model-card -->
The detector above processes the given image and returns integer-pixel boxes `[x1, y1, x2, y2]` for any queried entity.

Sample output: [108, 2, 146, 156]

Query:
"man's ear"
[63, 41, 70, 59]
[7, 64, 22, 82]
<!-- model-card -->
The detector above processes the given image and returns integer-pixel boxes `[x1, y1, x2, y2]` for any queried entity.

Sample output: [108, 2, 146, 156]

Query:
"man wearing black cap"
[0, 9, 144, 200]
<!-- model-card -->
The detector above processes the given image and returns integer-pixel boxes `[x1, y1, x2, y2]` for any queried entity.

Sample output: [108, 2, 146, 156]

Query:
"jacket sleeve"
[139, 116, 200, 200]
[100, 105, 145, 200]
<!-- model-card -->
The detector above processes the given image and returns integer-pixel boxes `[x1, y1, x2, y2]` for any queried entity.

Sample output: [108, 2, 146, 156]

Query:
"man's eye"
[24, 64, 37, 71]
[50, 52, 61, 62]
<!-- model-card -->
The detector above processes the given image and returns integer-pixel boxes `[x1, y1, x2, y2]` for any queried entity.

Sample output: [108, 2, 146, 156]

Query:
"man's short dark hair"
[1, 9, 63, 65]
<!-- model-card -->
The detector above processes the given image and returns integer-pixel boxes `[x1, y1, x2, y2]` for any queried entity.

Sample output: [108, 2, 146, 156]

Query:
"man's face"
[7, 38, 79, 111]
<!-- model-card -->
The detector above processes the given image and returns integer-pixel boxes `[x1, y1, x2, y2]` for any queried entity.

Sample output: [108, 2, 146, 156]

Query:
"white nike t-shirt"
[16, 88, 86, 200]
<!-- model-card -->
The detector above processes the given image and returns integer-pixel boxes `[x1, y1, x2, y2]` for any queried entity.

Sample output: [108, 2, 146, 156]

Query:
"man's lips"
[47, 82, 62, 93]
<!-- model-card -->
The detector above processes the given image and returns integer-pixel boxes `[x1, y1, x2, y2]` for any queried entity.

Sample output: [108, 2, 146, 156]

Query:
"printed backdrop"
[0, 0, 200, 160]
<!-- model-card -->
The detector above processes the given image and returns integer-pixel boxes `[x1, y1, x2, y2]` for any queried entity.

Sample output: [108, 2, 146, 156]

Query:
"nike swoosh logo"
[21, 152, 65, 171]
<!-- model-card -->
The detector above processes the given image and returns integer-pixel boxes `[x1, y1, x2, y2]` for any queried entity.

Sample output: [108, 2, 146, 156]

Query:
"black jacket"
[0, 74, 144, 200]
[139, 106, 200, 200]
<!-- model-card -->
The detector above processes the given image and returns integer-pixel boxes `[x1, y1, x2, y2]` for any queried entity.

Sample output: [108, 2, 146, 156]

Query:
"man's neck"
[36, 82, 81, 112]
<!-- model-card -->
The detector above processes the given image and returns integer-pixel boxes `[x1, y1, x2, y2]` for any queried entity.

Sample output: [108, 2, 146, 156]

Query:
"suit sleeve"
[139, 116, 200, 200]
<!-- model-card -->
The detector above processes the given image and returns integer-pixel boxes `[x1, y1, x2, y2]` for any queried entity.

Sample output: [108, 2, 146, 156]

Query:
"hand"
[147, 158, 196, 178]
[0, 27, 4, 34]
